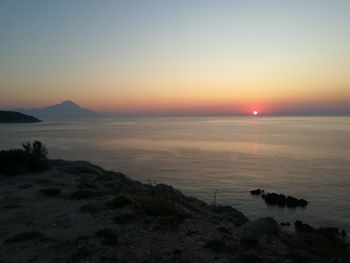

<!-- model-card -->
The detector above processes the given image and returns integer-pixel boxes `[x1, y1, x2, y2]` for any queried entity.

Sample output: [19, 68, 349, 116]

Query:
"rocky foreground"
[0, 160, 349, 263]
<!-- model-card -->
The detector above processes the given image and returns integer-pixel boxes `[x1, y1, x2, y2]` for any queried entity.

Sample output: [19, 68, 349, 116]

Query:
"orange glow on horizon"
[1, 1, 350, 116]
[4, 84, 349, 115]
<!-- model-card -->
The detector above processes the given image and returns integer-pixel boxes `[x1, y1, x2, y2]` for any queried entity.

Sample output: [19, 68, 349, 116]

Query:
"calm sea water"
[1, 116, 350, 232]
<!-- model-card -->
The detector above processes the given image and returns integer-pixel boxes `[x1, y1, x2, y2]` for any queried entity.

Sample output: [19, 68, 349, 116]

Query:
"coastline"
[0, 159, 349, 262]
[1, 116, 350, 234]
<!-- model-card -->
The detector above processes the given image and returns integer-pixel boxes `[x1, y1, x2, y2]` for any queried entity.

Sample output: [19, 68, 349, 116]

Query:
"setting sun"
[1, 1, 350, 261]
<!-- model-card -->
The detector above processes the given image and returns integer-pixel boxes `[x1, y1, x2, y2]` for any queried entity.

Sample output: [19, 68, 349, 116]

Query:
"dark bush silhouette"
[21, 141, 48, 171]
[204, 239, 232, 254]
[69, 189, 101, 200]
[138, 197, 185, 218]
[0, 141, 48, 175]
[113, 213, 134, 224]
[39, 188, 61, 198]
[3, 231, 49, 244]
[106, 196, 132, 209]
[94, 228, 119, 246]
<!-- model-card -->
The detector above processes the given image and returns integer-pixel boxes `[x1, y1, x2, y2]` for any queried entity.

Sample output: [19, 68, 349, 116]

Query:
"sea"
[1, 116, 349, 233]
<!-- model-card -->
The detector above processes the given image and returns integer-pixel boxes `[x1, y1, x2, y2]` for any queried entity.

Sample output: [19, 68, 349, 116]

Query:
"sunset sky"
[1, 0, 349, 115]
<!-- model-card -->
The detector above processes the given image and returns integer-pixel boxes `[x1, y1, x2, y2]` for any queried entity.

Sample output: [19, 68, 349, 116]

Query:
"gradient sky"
[0, 0, 349, 115]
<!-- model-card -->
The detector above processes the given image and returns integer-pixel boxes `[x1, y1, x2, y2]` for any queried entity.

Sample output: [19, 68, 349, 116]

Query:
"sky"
[0, 0, 349, 115]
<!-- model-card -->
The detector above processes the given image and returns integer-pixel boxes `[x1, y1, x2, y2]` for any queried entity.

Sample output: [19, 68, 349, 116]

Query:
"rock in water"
[263, 193, 308, 208]
[297, 198, 308, 207]
[250, 189, 262, 195]
[277, 194, 287, 207]
[286, 196, 298, 207]
[264, 193, 280, 205]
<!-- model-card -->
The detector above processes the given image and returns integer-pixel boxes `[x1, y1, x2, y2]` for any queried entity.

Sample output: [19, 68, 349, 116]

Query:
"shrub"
[39, 188, 62, 198]
[113, 213, 134, 224]
[0, 149, 29, 175]
[204, 239, 232, 254]
[22, 141, 48, 172]
[69, 247, 91, 262]
[95, 228, 118, 246]
[77, 183, 97, 190]
[80, 204, 102, 214]
[0, 141, 48, 175]
[4, 231, 49, 244]
[138, 197, 185, 218]
[240, 237, 259, 248]
[159, 216, 182, 227]
[218, 226, 231, 234]
[106, 196, 132, 209]
[2, 204, 21, 209]
[69, 189, 101, 200]
[22, 141, 48, 158]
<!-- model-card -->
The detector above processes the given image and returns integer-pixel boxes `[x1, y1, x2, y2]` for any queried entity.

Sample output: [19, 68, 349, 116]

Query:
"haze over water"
[1, 116, 349, 232]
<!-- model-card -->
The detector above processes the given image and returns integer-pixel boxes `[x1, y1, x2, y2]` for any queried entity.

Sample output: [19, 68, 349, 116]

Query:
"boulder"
[277, 194, 286, 207]
[280, 222, 291, 227]
[250, 189, 263, 195]
[298, 198, 308, 207]
[286, 196, 298, 207]
[264, 193, 280, 205]
[295, 220, 314, 233]
[263, 193, 308, 208]
[214, 205, 249, 226]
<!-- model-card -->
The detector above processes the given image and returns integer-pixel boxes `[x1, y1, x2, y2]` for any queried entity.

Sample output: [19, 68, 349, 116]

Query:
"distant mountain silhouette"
[15, 100, 100, 119]
[0, 111, 41, 123]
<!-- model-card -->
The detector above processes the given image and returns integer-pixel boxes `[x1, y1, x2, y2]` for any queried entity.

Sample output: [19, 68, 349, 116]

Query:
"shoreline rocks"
[280, 222, 291, 227]
[0, 161, 348, 262]
[250, 188, 264, 195]
[250, 189, 308, 208]
[295, 220, 314, 233]
[294, 220, 348, 239]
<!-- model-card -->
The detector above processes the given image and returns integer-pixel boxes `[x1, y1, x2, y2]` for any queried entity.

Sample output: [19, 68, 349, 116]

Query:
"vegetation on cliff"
[0, 141, 48, 175]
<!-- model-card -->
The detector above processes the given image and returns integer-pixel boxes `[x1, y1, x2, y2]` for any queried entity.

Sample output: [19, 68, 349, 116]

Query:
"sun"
[253, 111, 258, 116]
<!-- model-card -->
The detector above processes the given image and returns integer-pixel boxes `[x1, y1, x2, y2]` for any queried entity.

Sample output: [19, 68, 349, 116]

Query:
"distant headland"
[0, 111, 41, 123]
[14, 100, 100, 119]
